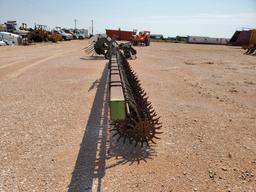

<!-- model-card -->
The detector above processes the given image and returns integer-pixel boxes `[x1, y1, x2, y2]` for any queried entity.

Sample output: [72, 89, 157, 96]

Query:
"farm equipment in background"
[19, 23, 28, 31]
[84, 34, 137, 59]
[119, 42, 137, 59]
[244, 29, 256, 56]
[17, 23, 30, 45]
[108, 40, 162, 146]
[229, 29, 256, 55]
[131, 31, 151, 46]
[28, 24, 49, 42]
[48, 31, 62, 43]
[0, 22, 29, 45]
[5, 21, 17, 33]
[86, 34, 109, 58]
[53, 27, 73, 41]
[106, 28, 136, 41]
[28, 25, 63, 43]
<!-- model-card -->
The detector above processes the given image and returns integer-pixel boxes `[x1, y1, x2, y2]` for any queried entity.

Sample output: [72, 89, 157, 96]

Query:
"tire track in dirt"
[0, 50, 76, 80]
[0, 59, 28, 69]
[0, 57, 46, 79]
[6, 55, 61, 79]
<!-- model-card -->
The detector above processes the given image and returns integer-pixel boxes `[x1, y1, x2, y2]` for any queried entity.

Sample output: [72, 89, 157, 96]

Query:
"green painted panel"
[110, 99, 126, 121]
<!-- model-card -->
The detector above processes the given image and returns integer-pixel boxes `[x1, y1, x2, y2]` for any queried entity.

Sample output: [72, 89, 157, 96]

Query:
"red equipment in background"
[106, 29, 136, 41]
[131, 31, 151, 46]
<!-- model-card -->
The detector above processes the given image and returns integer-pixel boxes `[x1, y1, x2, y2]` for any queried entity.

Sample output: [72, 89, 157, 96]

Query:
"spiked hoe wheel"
[109, 42, 162, 147]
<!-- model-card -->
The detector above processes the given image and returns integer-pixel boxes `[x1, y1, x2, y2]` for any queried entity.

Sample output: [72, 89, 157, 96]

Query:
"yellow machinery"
[244, 29, 256, 55]
[28, 24, 49, 42]
[28, 24, 62, 43]
[48, 31, 62, 42]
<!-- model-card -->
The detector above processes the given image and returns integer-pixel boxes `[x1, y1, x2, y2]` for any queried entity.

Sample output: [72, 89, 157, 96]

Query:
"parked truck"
[0, 32, 21, 45]
[53, 27, 73, 40]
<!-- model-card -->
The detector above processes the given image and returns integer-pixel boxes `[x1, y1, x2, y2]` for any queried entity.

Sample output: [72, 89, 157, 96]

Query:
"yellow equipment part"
[249, 29, 256, 46]
[49, 33, 62, 42]
[244, 29, 256, 55]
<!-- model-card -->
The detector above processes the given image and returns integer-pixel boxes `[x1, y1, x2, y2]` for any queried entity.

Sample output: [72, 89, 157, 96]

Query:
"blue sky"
[0, 0, 255, 38]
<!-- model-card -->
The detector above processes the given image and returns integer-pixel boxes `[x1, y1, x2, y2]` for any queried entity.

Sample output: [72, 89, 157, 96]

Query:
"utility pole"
[74, 19, 77, 29]
[91, 19, 94, 36]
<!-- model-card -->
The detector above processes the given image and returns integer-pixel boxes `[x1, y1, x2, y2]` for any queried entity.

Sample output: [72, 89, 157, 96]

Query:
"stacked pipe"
[109, 44, 162, 147]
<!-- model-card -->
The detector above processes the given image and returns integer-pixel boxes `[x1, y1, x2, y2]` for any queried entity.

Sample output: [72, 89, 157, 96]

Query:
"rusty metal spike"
[153, 135, 161, 139]
[152, 119, 160, 124]
[153, 116, 161, 121]
[146, 102, 152, 106]
[147, 105, 153, 110]
[150, 112, 158, 117]
[149, 109, 156, 114]
[117, 135, 122, 142]
[153, 120, 161, 125]
[123, 136, 127, 144]
[130, 118, 138, 125]
[155, 122, 162, 126]
[127, 123, 135, 128]
[141, 92, 146, 97]
[112, 132, 119, 137]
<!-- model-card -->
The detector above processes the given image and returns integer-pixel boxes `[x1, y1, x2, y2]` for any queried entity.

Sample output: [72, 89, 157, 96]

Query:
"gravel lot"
[0, 40, 255, 192]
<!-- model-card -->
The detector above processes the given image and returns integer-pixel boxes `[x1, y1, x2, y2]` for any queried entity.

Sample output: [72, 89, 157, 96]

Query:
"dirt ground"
[0, 40, 255, 192]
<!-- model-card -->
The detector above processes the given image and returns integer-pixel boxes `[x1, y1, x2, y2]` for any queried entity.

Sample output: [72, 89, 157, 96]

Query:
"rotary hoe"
[84, 34, 137, 59]
[107, 40, 162, 147]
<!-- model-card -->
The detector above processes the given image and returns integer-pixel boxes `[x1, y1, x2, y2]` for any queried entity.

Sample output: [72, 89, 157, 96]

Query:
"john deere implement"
[108, 42, 162, 147]
[84, 34, 137, 59]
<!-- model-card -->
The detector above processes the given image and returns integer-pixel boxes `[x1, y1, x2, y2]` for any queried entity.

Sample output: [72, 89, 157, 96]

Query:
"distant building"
[188, 36, 229, 45]
[176, 36, 188, 42]
[150, 34, 164, 40]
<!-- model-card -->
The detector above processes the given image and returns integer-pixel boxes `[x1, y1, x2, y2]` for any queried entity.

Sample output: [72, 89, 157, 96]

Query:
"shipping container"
[235, 30, 251, 46]
[229, 31, 241, 45]
[188, 36, 229, 45]
[106, 29, 136, 41]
